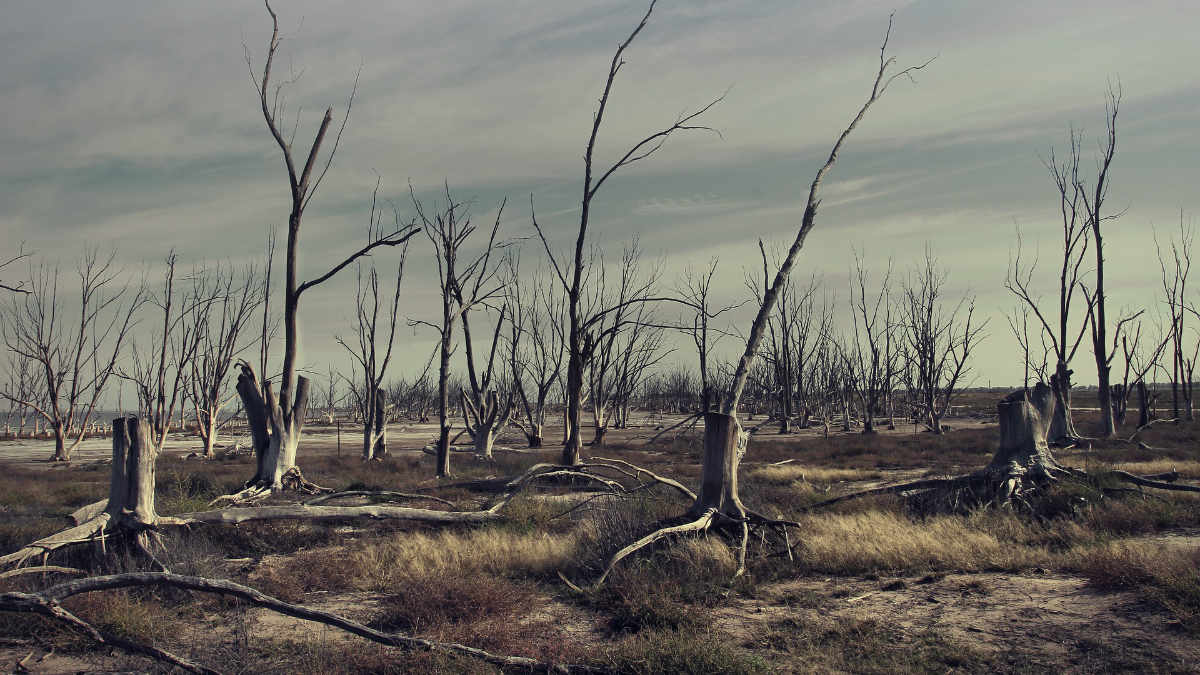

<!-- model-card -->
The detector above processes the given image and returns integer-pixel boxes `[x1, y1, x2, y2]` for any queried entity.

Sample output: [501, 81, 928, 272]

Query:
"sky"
[2, 0, 1199, 396]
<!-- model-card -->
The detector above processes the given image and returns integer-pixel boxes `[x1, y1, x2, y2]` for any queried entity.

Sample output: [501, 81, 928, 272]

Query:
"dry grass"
[1069, 541, 1200, 631]
[787, 510, 1060, 575]
[7, 415, 1200, 672]
[348, 527, 578, 591]
[748, 463, 883, 485]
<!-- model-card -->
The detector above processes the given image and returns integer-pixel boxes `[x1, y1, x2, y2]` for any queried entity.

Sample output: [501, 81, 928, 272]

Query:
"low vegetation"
[3, 410, 1200, 672]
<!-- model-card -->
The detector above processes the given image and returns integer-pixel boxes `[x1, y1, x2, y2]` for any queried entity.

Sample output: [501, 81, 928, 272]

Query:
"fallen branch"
[0, 566, 86, 581]
[303, 490, 455, 508]
[1107, 470, 1200, 493]
[0, 572, 599, 674]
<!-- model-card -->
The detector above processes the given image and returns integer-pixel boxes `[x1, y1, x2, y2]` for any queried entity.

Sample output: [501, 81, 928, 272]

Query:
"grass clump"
[1070, 541, 1200, 632]
[602, 628, 770, 675]
[747, 463, 883, 486]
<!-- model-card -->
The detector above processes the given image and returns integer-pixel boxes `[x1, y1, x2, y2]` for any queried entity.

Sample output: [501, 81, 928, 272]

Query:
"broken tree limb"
[173, 504, 501, 526]
[1107, 470, 1200, 493]
[0, 572, 600, 674]
[303, 490, 455, 508]
[69, 499, 107, 526]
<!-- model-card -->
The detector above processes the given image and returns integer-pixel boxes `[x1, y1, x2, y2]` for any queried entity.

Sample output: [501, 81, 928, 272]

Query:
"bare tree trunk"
[1137, 381, 1150, 427]
[200, 415, 219, 459]
[373, 389, 387, 459]
[1048, 364, 1080, 444]
[526, 423, 543, 448]
[691, 412, 747, 518]
[50, 420, 68, 462]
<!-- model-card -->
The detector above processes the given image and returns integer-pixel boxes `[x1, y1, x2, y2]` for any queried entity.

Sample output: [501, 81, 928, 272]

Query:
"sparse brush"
[1070, 541, 1200, 631]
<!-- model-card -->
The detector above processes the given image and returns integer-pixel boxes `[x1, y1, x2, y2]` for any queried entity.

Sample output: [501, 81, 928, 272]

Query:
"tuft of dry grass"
[787, 510, 1064, 575]
[348, 528, 578, 591]
[1069, 541, 1200, 631]
[748, 463, 883, 485]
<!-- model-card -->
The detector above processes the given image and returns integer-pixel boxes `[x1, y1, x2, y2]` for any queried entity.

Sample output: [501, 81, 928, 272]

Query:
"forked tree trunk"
[592, 425, 607, 447]
[474, 421, 498, 460]
[235, 363, 310, 490]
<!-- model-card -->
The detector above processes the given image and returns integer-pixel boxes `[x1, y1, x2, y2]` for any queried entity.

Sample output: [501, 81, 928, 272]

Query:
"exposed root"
[207, 484, 272, 508]
[0, 572, 599, 674]
[279, 466, 332, 495]
[207, 466, 331, 508]
[585, 509, 718, 589]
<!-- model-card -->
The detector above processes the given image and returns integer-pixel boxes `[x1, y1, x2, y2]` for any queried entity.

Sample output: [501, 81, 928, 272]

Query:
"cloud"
[2, 0, 1199, 389]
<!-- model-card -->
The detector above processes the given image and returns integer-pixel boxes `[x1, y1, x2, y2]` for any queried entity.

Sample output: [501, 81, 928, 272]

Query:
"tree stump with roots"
[1, 417, 176, 569]
[807, 382, 1200, 515]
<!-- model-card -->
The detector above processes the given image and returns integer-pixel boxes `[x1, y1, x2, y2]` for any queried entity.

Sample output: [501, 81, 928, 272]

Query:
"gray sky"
[3, 0, 1198, 391]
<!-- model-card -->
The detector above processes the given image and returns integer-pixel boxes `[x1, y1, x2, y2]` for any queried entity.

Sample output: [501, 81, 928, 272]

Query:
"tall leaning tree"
[532, 0, 722, 465]
[224, 1, 418, 500]
[583, 16, 934, 586]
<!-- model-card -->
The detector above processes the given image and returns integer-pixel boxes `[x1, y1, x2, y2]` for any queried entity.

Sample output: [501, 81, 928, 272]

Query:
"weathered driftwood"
[0, 572, 600, 674]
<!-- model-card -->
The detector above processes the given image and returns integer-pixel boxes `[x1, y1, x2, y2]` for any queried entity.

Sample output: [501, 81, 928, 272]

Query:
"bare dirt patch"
[717, 571, 1200, 669]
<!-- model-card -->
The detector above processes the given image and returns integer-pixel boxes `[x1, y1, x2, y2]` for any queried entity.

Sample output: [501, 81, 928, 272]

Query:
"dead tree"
[507, 260, 565, 448]
[336, 209, 410, 461]
[1005, 133, 1094, 444]
[414, 187, 508, 473]
[678, 260, 740, 413]
[848, 252, 896, 434]
[584, 243, 662, 446]
[0, 250, 144, 461]
[187, 263, 263, 458]
[1115, 321, 1169, 429]
[1078, 84, 1125, 437]
[0, 416, 170, 569]
[900, 247, 986, 434]
[121, 252, 213, 452]
[530, 0, 722, 465]
[568, 16, 935, 586]
[1007, 302, 1051, 390]
[1157, 214, 1196, 421]
[2, 357, 42, 439]
[750, 243, 799, 432]
[229, 1, 418, 499]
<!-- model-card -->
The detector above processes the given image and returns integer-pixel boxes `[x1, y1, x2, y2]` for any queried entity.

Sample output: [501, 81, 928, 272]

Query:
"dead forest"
[4, 2, 1200, 673]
